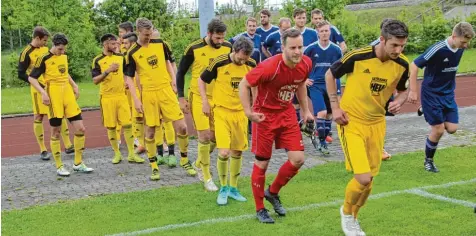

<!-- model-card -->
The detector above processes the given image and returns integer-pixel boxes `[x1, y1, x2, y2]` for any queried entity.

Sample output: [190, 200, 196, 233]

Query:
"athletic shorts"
[46, 83, 81, 120]
[31, 84, 48, 115]
[421, 90, 458, 125]
[214, 106, 248, 151]
[189, 91, 215, 131]
[142, 86, 184, 127]
[251, 106, 304, 158]
[100, 94, 131, 128]
[309, 86, 331, 115]
[337, 118, 386, 176]
[131, 87, 143, 118]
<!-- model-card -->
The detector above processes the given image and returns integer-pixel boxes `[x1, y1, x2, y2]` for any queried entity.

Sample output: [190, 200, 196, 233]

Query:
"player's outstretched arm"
[407, 62, 420, 103]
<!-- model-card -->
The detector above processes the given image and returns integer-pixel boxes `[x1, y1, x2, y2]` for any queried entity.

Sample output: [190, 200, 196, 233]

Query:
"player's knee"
[355, 175, 372, 186]
[198, 131, 211, 142]
[317, 110, 327, 118]
[219, 149, 230, 158]
[136, 117, 144, 122]
[77, 126, 86, 134]
[231, 150, 242, 157]
[431, 124, 445, 136]
[290, 157, 305, 168]
[51, 128, 61, 138]
[445, 125, 458, 134]
[34, 114, 44, 121]
[175, 121, 187, 135]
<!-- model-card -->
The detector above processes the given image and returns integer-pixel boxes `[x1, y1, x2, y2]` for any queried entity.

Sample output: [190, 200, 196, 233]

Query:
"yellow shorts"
[337, 119, 386, 176]
[46, 83, 81, 119]
[100, 94, 132, 128]
[189, 91, 214, 131]
[142, 86, 184, 127]
[214, 106, 248, 151]
[31, 85, 48, 115]
[131, 87, 143, 118]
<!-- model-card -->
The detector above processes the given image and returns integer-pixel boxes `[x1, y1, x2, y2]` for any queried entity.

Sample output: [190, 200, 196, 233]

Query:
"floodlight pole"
[198, 0, 215, 37]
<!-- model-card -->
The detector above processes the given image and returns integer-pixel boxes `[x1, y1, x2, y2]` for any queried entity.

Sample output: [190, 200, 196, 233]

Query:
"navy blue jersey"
[256, 25, 279, 59]
[329, 25, 345, 45]
[263, 30, 283, 56]
[301, 27, 318, 49]
[414, 39, 465, 95]
[229, 32, 262, 63]
[304, 41, 342, 86]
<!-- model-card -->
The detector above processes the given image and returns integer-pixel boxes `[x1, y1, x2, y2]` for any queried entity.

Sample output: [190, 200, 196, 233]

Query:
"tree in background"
[281, 0, 348, 20]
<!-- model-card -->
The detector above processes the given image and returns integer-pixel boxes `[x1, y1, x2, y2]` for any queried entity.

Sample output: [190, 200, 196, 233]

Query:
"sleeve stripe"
[34, 54, 48, 68]
[341, 47, 372, 63]
[183, 39, 203, 56]
[423, 42, 445, 60]
[207, 54, 228, 70]
[19, 45, 32, 62]
[91, 55, 102, 69]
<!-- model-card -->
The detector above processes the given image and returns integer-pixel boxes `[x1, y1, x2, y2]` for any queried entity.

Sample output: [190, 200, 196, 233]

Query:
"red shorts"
[251, 107, 304, 158]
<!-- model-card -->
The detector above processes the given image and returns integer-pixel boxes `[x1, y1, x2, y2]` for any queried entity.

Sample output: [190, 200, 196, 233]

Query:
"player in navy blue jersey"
[263, 17, 292, 57]
[409, 22, 474, 173]
[230, 17, 262, 64]
[303, 20, 342, 155]
[256, 9, 279, 60]
[310, 9, 347, 53]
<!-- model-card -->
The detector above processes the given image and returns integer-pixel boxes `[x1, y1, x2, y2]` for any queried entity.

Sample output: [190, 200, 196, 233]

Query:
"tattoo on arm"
[329, 93, 338, 103]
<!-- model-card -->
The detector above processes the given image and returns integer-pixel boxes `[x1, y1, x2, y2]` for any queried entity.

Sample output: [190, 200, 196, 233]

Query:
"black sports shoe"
[424, 158, 439, 173]
[417, 107, 424, 116]
[65, 145, 75, 154]
[40, 151, 50, 160]
[256, 208, 275, 224]
[264, 188, 286, 216]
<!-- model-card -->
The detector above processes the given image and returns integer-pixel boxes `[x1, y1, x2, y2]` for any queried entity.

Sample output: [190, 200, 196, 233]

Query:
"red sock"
[251, 163, 266, 212]
[269, 160, 299, 194]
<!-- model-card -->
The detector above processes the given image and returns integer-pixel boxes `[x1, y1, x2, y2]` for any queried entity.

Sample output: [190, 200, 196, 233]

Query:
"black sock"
[168, 144, 175, 156]
[157, 145, 164, 157]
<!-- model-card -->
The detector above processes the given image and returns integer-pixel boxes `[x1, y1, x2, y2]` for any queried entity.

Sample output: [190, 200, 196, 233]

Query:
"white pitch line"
[106, 178, 476, 236]
[407, 189, 476, 208]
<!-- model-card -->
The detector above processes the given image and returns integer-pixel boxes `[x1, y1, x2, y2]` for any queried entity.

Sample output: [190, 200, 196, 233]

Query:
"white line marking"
[106, 178, 476, 236]
[407, 189, 476, 208]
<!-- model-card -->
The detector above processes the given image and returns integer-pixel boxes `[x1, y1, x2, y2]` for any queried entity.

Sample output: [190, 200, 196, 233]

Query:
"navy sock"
[324, 119, 332, 137]
[168, 144, 175, 156]
[157, 145, 164, 157]
[317, 118, 326, 145]
[425, 137, 438, 159]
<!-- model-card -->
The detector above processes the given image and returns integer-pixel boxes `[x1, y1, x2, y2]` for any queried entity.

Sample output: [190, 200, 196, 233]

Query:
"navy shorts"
[309, 86, 331, 115]
[421, 90, 458, 125]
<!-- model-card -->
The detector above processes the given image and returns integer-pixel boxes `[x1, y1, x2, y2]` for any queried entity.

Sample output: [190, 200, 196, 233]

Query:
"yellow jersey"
[18, 45, 49, 85]
[329, 46, 409, 125]
[201, 54, 256, 111]
[91, 53, 126, 96]
[30, 52, 70, 84]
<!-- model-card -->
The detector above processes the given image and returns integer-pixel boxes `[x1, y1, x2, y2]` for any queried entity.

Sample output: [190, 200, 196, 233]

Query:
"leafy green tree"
[280, 0, 348, 20]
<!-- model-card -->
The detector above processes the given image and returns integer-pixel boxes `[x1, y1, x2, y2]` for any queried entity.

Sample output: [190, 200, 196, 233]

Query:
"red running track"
[2, 76, 476, 158]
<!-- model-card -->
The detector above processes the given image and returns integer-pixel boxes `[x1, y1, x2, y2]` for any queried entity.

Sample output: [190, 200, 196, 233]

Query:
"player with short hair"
[263, 17, 292, 57]
[18, 26, 74, 160]
[326, 20, 410, 235]
[230, 17, 262, 64]
[240, 28, 313, 223]
[256, 9, 279, 60]
[118, 21, 134, 54]
[303, 20, 342, 155]
[29, 33, 94, 176]
[199, 36, 256, 205]
[408, 22, 475, 172]
[125, 18, 193, 180]
[92, 34, 145, 164]
[310, 8, 347, 53]
[177, 19, 232, 191]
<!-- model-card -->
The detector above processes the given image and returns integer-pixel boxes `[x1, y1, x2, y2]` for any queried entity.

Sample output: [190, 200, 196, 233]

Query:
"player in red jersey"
[239, 28, 313, 223]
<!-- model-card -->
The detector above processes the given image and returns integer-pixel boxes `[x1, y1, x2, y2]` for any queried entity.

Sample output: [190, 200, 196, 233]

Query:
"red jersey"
[246, 54, 312, 112]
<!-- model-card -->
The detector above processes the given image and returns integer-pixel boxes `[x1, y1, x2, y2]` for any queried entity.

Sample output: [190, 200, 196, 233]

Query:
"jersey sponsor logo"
[442, 66, 458, 72]
[363, 68, 371, 73]
[58, 64, 66, 74]
[278, 84, 298, 102]
[369, 77, 387, 96]
[147, 55, 158, 69]
[230, 77, 242, 91]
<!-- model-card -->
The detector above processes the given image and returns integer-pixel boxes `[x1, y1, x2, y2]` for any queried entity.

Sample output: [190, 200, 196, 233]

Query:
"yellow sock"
[74, 134, 85, 165]
[50, 137, 63, 168]
[123, 124, 134, 156]
[177, 134, 189, 165]
[155, 125, 164, 146]
[107, 127, 120, 154]
[164, 121, 175, 144]
[33, 120, 47, 152]
[198, 141, 211, 180]
[217, 155, 228, 186]
[116, 125, 122, 143]
[352, 181, 373, 218]
[344, 178, 366, 215]
[135, 120, 144, 147]
[229, 155, 242, 188]
[60, 119, 73, 148]
[145, 138, 158, 170]
[210, 140, 216, 154]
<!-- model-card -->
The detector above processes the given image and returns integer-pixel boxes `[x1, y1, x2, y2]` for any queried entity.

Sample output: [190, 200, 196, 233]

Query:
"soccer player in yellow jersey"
[118, 22, 135, 143]
[92, 34, 145, 164]
[28, 33, 94, 176]
[326, 20, 409, 236]
[199, 36, 256, 205]
[18, 27, 74, 160]
[177, 19, 232, 191]
[125, 18, 195, 180]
